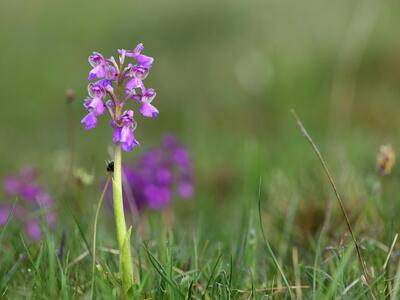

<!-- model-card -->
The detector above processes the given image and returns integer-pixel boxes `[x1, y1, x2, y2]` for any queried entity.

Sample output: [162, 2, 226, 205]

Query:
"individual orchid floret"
[112, 110, 139, 151]
[88, 52, 117, 81]
[140, 89, 158, 118]
[126, 75, 143, 91]
[84, 94, 105, 114]
[130, 86, 158, 118]
[88, 52, 107, 80]
[128, 64, 150, 81]
[81, 43, 157, 152]
[88, 82, 106, 99]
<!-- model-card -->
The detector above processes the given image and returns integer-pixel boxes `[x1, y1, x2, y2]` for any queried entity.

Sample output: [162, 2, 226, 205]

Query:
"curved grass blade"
[202, 253, 222, 299]
[186, 280, 194, 300]
[144, 245, 185, 298]
[72, 214, 92, 257]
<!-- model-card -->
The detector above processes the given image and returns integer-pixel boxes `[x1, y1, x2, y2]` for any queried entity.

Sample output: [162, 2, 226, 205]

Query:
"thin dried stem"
[90, 174, 111, 300]
[290, 109, 376, 300]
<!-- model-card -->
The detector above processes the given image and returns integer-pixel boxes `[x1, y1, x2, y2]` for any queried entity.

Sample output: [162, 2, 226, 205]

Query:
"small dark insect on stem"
[106, 160, 114, 173]
[290, 109, 377, 300]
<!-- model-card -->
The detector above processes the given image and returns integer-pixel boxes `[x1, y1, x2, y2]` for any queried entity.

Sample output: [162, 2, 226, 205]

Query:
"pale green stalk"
[113, 144, 133, 291]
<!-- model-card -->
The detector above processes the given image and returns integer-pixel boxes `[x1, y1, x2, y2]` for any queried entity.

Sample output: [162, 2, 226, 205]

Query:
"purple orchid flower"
[82, 43, 157, 151]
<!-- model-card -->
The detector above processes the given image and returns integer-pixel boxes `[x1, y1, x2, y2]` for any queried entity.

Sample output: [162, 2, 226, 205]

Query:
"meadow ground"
[1, 0, 400, 299]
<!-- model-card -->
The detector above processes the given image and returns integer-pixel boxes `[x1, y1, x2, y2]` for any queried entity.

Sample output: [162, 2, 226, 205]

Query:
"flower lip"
[136, 54, 154, 69]
[81, 112, 98, 130]
[140, 102, 159, 118]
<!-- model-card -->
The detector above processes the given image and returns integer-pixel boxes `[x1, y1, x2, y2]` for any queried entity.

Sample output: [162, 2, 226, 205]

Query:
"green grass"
[1, 154, 399, 299]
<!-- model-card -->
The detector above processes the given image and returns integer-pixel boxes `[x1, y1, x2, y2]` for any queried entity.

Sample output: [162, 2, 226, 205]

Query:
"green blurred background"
[1, 0, 400, 242]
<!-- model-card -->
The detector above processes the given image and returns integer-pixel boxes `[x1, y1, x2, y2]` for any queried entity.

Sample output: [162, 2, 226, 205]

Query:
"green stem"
[113, 144, 133, 291]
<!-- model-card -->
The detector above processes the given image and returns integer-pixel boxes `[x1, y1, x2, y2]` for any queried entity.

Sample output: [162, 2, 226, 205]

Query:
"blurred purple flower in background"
[81, 43, 157, 151]
[108, 135, 194, 212]
[1, 167, 56, 240]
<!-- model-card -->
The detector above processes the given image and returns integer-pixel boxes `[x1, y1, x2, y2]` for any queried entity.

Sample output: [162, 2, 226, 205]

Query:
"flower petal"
[140, 102, 159, 118]
[118, 49, 126, 65]
[120, 126, 139, 151]
[143, 88, 156, 102]
[113, 127, 121, 143]
[90, 98, 105, 116]
[126, 77, 142, 91]
[81, 112, 98, 130]
[125, 43, 144, 57]
[136, 54, 153, 68]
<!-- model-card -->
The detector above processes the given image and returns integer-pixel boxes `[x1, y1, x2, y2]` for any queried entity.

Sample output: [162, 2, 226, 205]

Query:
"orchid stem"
[113, 143, 133, 291]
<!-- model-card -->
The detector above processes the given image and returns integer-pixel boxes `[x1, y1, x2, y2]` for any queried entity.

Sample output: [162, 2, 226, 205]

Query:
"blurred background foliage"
[0, 0, 400, 247]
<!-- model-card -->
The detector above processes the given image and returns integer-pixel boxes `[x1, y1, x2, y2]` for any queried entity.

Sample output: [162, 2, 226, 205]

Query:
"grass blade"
[202, 253, 222, 299]
[144, 245, 185, 297]
[257, 177, 293, 299]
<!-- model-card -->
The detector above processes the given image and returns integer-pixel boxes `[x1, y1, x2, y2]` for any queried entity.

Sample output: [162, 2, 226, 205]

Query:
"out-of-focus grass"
[1, 0, 400, 298]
